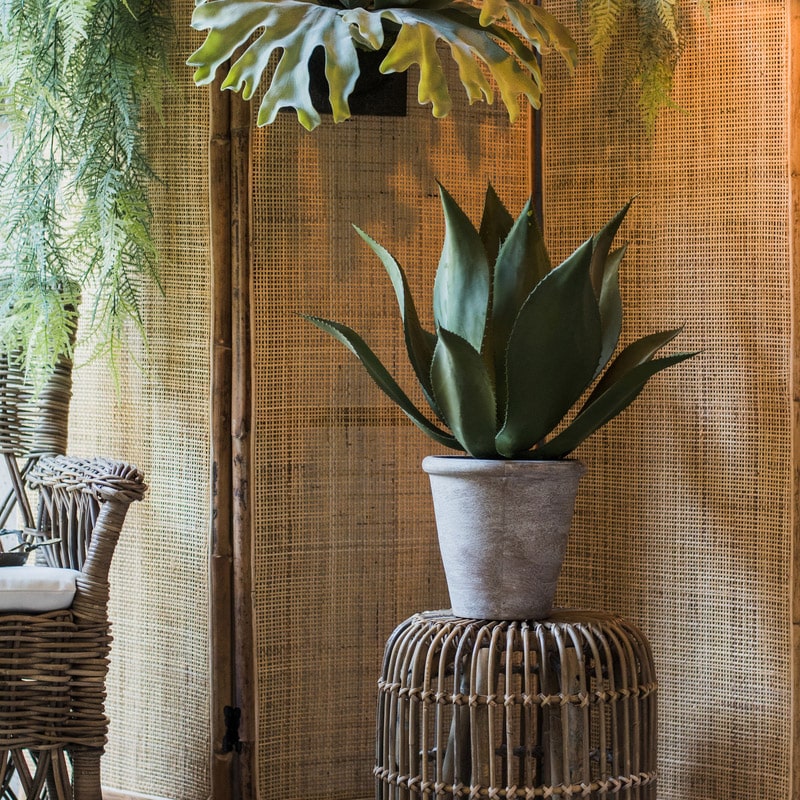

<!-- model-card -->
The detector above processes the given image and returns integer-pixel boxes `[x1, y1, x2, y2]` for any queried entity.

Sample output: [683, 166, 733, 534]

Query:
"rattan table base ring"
[375, 610, 657, 799]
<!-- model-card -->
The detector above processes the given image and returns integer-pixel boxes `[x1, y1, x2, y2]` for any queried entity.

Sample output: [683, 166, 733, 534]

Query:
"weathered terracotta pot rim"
[422, 455, 586, 478]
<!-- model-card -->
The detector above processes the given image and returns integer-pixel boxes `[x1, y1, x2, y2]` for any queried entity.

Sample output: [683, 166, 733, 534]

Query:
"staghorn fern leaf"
[189, 0, 576, 129]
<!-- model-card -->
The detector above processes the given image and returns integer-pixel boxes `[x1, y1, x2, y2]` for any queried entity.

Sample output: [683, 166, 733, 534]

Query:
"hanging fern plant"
[0, 0, 171, 377]
[579, 0, 711, 130]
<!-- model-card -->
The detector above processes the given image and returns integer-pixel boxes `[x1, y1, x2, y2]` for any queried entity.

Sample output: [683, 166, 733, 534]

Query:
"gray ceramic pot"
[422, 456, 586, 620]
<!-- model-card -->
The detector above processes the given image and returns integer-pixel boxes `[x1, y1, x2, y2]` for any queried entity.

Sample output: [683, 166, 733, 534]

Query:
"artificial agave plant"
[188, 0, 575, 131]
[305, 186, 695, 459]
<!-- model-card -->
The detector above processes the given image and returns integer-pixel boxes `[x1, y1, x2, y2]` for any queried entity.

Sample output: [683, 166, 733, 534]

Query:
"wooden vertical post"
[209, 75, 256, 799]
[209, 72, 236, 800]
[230, 89, 256, 800]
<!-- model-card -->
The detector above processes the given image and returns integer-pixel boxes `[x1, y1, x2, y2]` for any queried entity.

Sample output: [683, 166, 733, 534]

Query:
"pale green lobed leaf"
[191, 0, 363, 129]
[379, 20, 452, 116]
[189, 0, 574, 127]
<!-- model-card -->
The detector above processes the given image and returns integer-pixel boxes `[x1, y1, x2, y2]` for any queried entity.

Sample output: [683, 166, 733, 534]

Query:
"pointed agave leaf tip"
[479, 182, 514, 268]
[352, 224, 440, 419]
[535, 348, 697, 459]
[301, 313, 462, 451]
[590, 198, 632, 296]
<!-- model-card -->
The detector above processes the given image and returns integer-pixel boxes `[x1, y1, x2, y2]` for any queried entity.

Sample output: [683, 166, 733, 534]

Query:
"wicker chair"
[0, 351, 73, 529]
[0, 455, 146, 800]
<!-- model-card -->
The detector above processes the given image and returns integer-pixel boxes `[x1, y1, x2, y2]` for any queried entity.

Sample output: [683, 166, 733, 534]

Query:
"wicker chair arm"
[27, 455, 147, 621]
[27, 456, 147, 504]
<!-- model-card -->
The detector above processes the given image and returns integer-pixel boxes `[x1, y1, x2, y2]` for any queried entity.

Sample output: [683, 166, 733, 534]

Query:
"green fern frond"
[584, 0, 630, 68]
[644, 0, 678, 42]
[581, 0, 703, 130]
[0, 0, 171, 374]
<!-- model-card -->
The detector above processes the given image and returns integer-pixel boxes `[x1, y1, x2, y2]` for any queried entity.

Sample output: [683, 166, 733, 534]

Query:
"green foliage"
[0, 0, 171, 375]
[188, 0, 576, 130]
[305, 186, 696, 459]
[580, 0, 708, 130]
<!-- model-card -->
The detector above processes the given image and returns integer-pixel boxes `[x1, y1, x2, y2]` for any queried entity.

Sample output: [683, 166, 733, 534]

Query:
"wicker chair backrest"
[0, 352, 73, 457]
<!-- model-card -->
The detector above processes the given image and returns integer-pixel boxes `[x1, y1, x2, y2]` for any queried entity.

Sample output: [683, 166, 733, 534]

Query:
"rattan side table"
[375, 610, 657, 799]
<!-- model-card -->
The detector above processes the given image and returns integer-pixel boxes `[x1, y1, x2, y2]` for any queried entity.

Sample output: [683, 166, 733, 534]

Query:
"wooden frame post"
[209, 76, 256, 800]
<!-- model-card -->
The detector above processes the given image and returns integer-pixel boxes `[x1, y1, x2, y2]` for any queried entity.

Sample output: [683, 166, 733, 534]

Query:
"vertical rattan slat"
[375, 611, 658, 799]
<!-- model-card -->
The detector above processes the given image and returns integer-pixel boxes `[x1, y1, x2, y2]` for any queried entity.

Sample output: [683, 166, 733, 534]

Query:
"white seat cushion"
[0, 566, 79, 612]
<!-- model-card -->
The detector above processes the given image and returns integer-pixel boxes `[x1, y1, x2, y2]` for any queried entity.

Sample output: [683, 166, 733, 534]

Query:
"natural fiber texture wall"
[250, 87, 529, 797]
[543, 2, 792, 798]
[67, 2, 212, 796]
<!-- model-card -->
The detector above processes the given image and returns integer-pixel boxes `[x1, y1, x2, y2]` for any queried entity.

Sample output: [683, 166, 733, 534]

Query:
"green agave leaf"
[584, 326, 684, 408]
[593, 243, 626, 378]
[534, 350, 697, 459]
[590, 200, 631, 296]
[353, 225, 440, 417]
[491, 198, 550, 410]
[189, 0, 366, 131]
[303, 314, 463, 451]
[433, 183, 489, 352]
[431, 327, 497, 458]
[478, 183, 514, 268]
[495, 238, 601, 458]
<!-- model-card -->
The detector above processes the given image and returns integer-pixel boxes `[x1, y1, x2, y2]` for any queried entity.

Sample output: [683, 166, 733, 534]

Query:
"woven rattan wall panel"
[67, 2, 211, 796]
[250, 83, 529, 797]
[542, 3, 791, 798]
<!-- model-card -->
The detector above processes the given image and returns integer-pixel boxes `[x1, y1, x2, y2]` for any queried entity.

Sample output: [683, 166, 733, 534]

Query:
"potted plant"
[304, 184, 695, 619]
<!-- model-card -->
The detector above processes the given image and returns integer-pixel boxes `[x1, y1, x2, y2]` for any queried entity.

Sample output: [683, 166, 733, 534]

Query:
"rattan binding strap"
[376, 610, 658, 800]
[0, 456, 146, 800]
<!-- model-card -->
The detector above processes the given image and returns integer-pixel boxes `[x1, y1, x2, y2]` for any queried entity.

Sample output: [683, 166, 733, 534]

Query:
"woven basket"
[376, 610, 657, 799]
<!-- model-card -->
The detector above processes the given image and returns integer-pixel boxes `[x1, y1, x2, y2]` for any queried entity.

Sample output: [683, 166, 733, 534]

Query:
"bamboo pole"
[209, 72, 236, 800]
[230, 89, 257, 800]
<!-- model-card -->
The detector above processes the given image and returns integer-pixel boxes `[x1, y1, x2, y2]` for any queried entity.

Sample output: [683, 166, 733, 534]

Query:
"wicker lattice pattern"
[250, 60, 531, 800]
[0, 355, 72, 458]
[376, 611, 657, 800]
[0, 456, 146, 800]
[541, 3, 792, 797]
